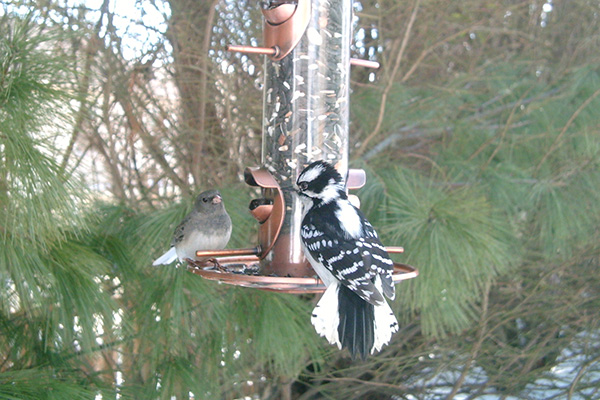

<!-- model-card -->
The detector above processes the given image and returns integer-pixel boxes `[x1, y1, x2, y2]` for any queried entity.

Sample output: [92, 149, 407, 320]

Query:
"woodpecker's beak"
[212, 194, 222, 204]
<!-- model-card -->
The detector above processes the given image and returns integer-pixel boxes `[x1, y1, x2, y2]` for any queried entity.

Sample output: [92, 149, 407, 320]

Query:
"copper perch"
[350, 58, 380, 69]
[196, 247, 260, 258]
[226, 44, 280, 58]
[197, 246, 403, 259]
[226, 45, 380, 69]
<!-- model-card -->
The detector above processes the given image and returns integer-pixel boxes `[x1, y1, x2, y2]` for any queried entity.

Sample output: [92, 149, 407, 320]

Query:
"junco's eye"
[202, 197, 208, 203]
[298, 182, 309, 191]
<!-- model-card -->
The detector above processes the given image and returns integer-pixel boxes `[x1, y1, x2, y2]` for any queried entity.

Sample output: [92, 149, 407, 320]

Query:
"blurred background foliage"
[1, 0, 599, 399]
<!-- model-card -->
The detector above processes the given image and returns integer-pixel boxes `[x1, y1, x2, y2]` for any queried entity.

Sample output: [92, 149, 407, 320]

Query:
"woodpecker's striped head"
[296, 161, 346, 204]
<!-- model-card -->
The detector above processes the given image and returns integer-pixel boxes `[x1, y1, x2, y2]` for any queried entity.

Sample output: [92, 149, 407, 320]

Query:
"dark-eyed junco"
[152, 190, 232, 266]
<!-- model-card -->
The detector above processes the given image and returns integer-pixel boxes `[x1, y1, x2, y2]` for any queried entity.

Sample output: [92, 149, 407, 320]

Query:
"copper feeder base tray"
[187, 256, 418, 294]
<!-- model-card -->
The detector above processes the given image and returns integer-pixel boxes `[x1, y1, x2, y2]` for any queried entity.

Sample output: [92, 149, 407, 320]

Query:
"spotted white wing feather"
[372, 275, 399, 353]
[310, 283, 342, 349]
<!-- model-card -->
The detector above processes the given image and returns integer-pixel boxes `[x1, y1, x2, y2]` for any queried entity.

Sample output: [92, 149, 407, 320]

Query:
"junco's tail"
[152, 247, 178, 266]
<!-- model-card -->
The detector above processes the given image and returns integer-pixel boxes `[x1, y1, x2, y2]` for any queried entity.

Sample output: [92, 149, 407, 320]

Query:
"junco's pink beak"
[212, 195, 222, 204]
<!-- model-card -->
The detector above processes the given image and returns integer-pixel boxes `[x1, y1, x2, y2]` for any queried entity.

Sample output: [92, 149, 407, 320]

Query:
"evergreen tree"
[0, 13, 116, 399]
[1, 1, 599, 399]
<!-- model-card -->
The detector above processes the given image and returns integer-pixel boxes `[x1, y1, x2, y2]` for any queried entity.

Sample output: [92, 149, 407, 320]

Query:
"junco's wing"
[171, 214, 191, 246]
[152, 214, 192, 266]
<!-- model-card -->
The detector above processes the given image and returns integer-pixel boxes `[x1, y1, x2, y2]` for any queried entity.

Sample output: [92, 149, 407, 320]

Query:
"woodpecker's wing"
[361, 217, 395, 300]
[301, 207, 395, 304]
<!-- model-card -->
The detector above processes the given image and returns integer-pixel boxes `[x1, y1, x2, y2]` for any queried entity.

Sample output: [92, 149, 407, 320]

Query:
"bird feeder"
[187, 0, 417, 293]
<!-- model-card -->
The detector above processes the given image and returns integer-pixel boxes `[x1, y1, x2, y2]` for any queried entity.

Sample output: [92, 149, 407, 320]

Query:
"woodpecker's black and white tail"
[311, 283, 399, 359]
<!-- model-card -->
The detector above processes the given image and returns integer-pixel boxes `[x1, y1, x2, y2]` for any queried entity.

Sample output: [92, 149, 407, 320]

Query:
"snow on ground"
[396, 331, 600, 399]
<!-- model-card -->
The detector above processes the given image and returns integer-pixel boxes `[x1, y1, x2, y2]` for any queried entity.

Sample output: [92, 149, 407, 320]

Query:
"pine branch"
[468, 86, 533, 164]
[536, 86, 600, 174]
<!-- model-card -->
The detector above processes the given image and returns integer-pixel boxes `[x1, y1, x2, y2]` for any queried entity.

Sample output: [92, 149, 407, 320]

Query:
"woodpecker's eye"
[202, 197, 208, 203]
[298, 182, 309, 191]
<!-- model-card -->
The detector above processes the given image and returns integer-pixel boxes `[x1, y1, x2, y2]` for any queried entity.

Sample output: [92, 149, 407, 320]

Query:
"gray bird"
[152, 190, 232, 266]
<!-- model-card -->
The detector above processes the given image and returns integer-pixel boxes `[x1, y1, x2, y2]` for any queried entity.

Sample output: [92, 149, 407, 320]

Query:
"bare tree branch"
[60, 0, 109, 171]
[355, 0, 421, 158]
